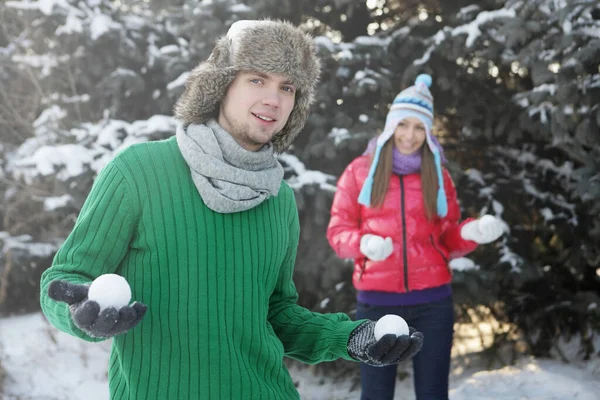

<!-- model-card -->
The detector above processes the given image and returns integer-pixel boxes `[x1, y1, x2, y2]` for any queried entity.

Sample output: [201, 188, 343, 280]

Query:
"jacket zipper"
[400, 176, 409, 292]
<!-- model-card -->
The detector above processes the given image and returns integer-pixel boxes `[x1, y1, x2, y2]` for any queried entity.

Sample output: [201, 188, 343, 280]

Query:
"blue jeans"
[355, 296, 454, 400]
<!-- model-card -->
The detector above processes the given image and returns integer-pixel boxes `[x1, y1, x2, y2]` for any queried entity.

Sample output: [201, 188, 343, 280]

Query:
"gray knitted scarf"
[176, 119, 284, 213]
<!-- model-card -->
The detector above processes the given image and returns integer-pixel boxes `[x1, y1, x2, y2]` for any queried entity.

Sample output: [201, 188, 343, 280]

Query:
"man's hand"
[360, 234, 394, 261]
[347, 321, 424, 366]
[461, 215, 505, 244]
[48, 280, 147, 338]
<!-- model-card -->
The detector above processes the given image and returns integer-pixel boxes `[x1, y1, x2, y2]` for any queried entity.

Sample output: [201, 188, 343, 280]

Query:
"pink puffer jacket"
[327, 155, 478, 293]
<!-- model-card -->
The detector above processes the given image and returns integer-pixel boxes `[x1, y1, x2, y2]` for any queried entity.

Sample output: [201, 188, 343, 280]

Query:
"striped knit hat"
[357, 74, 448, 217]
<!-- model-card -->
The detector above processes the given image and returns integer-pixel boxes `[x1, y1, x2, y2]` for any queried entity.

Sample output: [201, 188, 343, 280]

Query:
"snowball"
[88, 274, 132, 309]
[374, 314, 409, 340]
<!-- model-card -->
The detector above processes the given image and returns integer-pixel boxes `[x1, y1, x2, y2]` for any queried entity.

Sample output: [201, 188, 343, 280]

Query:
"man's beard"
[229, 119, 270, 149]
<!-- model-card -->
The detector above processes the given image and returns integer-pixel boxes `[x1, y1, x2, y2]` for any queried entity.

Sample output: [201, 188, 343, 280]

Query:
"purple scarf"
[363, 136, 447, 176]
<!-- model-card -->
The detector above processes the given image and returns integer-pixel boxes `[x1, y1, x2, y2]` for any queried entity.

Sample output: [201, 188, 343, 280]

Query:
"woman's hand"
[461, 215, 505, 244]
[360, 234, 394, 261]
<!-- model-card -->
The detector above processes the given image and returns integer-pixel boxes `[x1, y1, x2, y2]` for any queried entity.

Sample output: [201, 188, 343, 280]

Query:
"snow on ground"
[1, 312, 599, 400]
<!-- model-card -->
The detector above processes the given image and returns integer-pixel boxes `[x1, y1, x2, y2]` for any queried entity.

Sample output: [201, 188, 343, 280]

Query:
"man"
[40, 19, 423, 400]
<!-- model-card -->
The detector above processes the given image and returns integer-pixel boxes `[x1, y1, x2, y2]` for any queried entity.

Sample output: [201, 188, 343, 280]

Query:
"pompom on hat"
[357, 74, 448, 217]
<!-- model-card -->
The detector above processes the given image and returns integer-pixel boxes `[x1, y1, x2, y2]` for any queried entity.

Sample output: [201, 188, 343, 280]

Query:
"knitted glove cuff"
[347, 320, 376, 361]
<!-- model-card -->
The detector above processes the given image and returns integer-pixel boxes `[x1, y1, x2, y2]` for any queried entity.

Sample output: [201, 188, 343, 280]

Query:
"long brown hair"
[370, 141, 439, 220]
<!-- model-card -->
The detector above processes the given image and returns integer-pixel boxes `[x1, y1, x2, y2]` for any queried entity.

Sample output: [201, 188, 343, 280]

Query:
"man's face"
[218, 71, 296, 152]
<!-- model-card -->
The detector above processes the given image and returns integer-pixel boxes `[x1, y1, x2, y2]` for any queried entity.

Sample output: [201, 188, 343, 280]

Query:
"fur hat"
[357, 74, 448, 217]
[173, 19, 321, 153]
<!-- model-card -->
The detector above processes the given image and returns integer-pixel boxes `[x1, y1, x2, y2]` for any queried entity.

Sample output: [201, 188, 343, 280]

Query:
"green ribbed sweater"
[40, 136, 362, 400]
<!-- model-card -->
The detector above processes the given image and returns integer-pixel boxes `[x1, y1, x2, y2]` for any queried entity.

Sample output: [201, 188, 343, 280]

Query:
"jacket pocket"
[430, 234, 451, 275]
[357, 258, 367, 282]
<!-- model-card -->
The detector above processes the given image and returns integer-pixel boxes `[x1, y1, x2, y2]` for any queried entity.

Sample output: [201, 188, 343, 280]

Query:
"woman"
[327, 74, 504, 400]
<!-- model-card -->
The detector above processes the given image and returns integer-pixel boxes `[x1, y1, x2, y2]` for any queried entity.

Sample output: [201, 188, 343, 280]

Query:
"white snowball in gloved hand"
[461, 215, 505, 244]
[360, 234, 393, 261]
[374, 314, 410, 340]
[88, 274, 132, 310]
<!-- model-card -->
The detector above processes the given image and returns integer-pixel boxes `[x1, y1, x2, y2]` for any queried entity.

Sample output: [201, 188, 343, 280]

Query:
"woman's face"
[392, 116, 427, 155]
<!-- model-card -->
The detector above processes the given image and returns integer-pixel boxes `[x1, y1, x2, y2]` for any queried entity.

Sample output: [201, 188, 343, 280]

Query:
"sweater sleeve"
[39, 157, 138, 342]
[438, 169, 478, 259]
[268, 192, 364, 364]
[326, 161, 364, 260]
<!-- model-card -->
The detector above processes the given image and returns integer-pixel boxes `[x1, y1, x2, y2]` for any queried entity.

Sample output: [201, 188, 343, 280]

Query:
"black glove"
[48, 279, 147, 338]
[347, 320, 424, 366]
